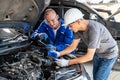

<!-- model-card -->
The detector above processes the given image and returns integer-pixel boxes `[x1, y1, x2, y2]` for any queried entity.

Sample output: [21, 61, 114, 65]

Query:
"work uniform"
[32, 18, 74, 51]
[74, 20, 118, 80]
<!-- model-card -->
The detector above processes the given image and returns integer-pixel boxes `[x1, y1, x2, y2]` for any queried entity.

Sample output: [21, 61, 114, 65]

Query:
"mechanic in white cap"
[48, 8, 118, 80]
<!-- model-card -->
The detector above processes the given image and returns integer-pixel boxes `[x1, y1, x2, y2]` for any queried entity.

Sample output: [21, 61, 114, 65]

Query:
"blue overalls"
[32, 18, 74, 51]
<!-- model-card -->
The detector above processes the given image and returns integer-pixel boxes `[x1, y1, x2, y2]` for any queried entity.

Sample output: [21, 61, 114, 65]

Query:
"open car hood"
[0, 0, 51, 32]
[107, 7, 120, 20]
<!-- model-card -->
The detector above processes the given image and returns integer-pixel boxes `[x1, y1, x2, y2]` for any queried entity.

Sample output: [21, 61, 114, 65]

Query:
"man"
[48, 8, 118, 80]
[31, 8, 74, 51]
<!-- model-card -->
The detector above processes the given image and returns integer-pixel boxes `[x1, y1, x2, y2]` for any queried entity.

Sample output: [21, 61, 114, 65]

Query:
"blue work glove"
[31, 32, 48, 41]
[55, 58, 69, 67]
[48, 50, 60, 58]
[38, 33, 48, 41]
[45, 44, 56, 50]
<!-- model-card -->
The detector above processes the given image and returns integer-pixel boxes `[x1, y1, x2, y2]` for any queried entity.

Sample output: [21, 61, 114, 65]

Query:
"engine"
[0, 43, 90, 80]
[0, 47, 56, 80]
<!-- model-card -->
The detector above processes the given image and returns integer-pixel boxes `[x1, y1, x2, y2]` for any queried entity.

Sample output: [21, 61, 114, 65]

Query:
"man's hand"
[31, 32, 48, 41]
[38, 33, 48, 41]
[55, 58, 69, 67]
[45, 44, 56, 50]
[48, 50, 60, 57]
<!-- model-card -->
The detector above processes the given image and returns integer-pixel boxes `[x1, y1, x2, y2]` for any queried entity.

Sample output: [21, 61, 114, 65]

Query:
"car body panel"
[0, 0, 51, 31]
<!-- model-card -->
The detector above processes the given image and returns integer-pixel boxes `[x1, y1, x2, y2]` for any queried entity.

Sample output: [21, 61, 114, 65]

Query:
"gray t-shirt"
[74, 20, 118, 59]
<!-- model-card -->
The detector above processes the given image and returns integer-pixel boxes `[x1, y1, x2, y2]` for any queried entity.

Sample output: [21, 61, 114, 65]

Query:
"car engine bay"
[0, 40, 89, 80]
